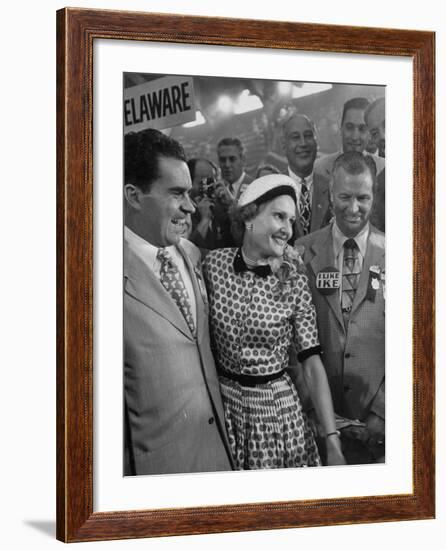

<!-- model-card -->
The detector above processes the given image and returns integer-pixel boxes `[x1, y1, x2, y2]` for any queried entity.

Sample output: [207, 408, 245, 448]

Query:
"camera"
[197, 177, 216, 200]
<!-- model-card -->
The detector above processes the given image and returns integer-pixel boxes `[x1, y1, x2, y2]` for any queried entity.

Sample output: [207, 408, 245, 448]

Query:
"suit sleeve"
[369, 379, 385, 419]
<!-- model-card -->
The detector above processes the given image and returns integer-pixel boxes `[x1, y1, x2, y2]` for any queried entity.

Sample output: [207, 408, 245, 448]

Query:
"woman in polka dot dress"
[203, 175, 345, 469]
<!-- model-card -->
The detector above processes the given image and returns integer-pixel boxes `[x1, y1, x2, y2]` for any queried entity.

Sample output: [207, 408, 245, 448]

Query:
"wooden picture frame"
[56, 7, 435, 542]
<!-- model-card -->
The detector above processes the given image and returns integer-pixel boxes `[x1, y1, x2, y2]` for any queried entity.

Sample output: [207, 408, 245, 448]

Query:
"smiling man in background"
[123, 128, 233, 476]
[314, 97, 385, 180]
[281, 112, 332, 238]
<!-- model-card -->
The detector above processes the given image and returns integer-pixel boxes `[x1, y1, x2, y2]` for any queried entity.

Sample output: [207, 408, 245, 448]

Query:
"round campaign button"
[316, 267, 341, 295]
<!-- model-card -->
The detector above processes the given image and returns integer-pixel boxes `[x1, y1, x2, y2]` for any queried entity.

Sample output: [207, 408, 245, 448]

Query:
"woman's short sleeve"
[293, 272, 320, 357]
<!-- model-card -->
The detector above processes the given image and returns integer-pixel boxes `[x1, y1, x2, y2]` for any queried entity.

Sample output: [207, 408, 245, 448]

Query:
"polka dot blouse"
[203, 247, 320, 376]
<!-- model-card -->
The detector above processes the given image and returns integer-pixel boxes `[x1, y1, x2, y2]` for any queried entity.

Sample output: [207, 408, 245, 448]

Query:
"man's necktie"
[157, 248, 196, 336]
[341, 238, 360, 327]
[299, 178, 311, 235]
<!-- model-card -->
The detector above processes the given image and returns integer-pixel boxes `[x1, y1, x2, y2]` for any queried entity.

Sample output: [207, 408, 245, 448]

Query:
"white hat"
[238, 174, 298, 208]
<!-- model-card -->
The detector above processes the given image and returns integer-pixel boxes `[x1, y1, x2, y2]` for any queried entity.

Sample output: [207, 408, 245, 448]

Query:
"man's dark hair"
[332, 151, 377, 193]
[364, 96, 385, 126]
[125, 128, 186, 192]
[217, 137, 245, 157]
[341, 97, 370, 126]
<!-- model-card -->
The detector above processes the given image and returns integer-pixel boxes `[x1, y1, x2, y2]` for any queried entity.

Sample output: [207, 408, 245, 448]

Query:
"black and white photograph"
[2, 0, 442, 547]
[123, 73, 386, 476]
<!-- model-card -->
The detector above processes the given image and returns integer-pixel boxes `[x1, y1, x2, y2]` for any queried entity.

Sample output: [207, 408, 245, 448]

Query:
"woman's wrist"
[325, 430, 341, 439]
[325, 430, 342, 452]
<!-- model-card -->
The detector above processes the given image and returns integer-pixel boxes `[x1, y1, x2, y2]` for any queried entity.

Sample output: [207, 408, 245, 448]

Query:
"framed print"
[56, 7, 435, 542]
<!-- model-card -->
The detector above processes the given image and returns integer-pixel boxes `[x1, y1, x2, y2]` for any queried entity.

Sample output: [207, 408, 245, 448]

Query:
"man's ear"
[329, 179, 334, 206]
[280, 132, 286, 153]
[124, 184, 143, 210]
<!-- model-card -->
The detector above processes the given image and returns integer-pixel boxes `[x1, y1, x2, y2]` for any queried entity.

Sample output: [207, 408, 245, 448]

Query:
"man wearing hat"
[296, 151, 385, 464]
[281, 112, 332, 238]
[203, 173, 345, 469]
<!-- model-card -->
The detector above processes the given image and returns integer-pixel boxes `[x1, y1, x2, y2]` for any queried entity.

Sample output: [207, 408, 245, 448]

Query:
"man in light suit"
[124, 129, 233, 475]
[297, 152, 385, 464]
[314, 97, 385, 180]
[281, 112, 332, 238]
[217, 137, 254, 200]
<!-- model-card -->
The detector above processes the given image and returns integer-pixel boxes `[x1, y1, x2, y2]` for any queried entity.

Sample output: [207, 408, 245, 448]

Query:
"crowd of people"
[123, 95, 386, 475]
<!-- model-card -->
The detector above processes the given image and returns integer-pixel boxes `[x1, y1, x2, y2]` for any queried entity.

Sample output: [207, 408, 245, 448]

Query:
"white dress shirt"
[229, 171, 248, 199]
[287, 167, 314, 214]
[124, 226, 197, 325]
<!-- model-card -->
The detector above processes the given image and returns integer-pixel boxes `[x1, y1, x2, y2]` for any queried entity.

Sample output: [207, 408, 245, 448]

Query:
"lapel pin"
[366, 266, 381, 302]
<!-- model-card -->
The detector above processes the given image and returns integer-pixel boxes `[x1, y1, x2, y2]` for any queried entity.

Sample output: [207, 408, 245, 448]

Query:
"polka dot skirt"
[203, 248, 321, 469]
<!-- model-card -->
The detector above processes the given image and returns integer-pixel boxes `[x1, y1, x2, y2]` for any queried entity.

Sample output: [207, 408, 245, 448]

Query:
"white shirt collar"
[340, 149, 374, 159]
[124, 226, 197, 324]
[234, 171, 246, 186]
[287, 166, 314, 188]
[332, 221, 369, 260]
[124, 225, 177, 271]
[229, 170, 246, 192]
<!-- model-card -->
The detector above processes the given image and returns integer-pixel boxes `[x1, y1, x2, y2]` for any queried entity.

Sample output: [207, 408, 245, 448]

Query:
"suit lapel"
[124, 243, 194, 340]
[309, 227, 345, 332]
[351, 227, 385, 315]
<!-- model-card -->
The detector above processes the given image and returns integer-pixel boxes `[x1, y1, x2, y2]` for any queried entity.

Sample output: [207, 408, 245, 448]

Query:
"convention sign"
[123, 75, 196, 133]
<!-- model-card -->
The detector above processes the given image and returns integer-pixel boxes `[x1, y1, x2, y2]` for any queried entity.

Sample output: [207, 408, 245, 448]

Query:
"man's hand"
[340, 414, 384, 449]
[214, 181, 234, 206]
[195, 197, 214, 222]
[365, 412, 385, 447]
[340, 424, 369, 443]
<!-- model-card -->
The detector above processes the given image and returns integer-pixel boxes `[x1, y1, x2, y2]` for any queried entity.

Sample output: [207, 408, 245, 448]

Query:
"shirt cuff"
[297, 345, 322, 363]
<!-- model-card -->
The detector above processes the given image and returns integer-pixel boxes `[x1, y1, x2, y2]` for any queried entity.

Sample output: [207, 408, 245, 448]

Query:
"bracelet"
[326, 430, 341, 438]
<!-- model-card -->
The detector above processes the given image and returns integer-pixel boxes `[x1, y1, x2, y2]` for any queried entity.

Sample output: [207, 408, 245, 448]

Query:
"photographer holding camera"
[187, 157, 236, 250]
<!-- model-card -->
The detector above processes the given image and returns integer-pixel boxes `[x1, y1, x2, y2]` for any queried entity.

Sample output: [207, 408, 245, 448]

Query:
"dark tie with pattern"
[157, 248, 196, 336]
[299, 178, 311, 235]
[341, 238, 360, 327]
